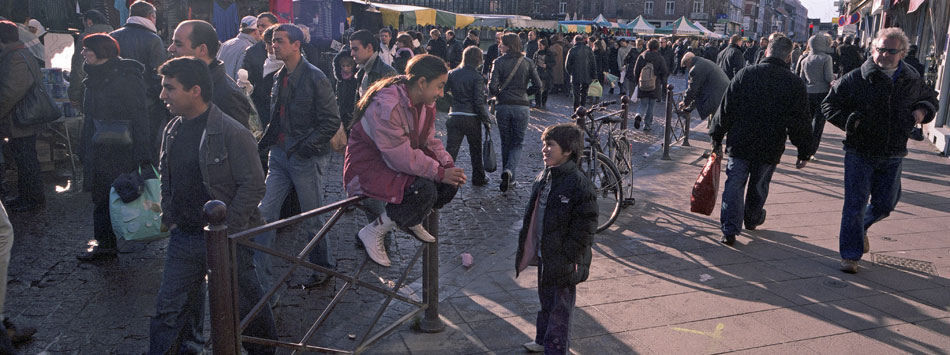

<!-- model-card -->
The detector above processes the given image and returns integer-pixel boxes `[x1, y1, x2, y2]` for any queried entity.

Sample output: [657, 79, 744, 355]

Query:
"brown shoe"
[3, 319, 36, 345]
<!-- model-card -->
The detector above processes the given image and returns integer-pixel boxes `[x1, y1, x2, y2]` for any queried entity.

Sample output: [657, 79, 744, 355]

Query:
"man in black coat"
[425, 28, 447, 61]
[167, 20, 252, 129]
[717, 34, 746, 79]
[444, 30, 463, 68]
[565, 35, 597, 111]
[822, 28, 938, 274]
[483, 31, 502, 76]
[524, 30, 539, 59]
[110, 1, 168, 158]
[709, 36, 813, 245]
[836, 35, 864, 76]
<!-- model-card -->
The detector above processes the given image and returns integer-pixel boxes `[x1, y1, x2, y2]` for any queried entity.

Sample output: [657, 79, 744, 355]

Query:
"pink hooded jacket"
[343, 83, 454, 204]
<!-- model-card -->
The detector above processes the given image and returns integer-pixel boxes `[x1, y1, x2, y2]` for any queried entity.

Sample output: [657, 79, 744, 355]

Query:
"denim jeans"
[495, 105, 530, 177]
[149, 229, 277, 354]
[256, 147, 334, 292]
[535, 262, 575, 355]
[638, 97, 656, 129]
[839, 150, 902, 261]
[720, 157, 777, 237]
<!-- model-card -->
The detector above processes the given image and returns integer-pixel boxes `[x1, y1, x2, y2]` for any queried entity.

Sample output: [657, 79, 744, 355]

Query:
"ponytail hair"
[350, 54, 448, 130]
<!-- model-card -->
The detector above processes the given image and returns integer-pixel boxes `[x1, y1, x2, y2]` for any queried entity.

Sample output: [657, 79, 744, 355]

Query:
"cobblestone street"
[8, 75, 688, 354]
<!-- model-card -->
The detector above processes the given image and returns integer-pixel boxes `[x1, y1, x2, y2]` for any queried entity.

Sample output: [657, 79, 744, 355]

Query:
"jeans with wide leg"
[495, 105, 530, 177]
[839, 150, 902, 261]
[720, 156, 777, 237]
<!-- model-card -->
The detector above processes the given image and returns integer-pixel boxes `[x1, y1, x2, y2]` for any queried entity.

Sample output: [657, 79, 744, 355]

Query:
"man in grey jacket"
[151, 57, 276, 355]
[217, 15, 260, 80]
[679, 52, 729, 121]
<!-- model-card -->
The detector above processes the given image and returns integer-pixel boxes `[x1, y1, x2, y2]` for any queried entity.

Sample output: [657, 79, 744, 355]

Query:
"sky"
[800, 0, 840, 22]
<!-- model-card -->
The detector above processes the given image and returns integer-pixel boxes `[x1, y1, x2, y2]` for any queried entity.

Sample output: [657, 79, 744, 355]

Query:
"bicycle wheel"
[579, 151, 623, 233]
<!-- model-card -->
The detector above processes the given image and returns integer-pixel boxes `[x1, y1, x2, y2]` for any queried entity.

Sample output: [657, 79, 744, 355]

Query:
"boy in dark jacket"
[516, 123, 598, 354]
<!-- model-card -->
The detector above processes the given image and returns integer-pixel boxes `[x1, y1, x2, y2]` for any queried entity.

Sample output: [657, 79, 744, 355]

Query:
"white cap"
[28, 19, 46, 37]
[240, 16, 258, 30]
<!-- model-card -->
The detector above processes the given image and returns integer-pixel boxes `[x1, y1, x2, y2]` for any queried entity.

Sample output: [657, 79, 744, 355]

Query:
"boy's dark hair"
[83, 10, 108, 25]
[541, 123, 584, 164]
[129, 1, 156, 18]
[262, 24, 278, 43]
[82, 33, 121, 59]
[350, 29, 377, 52]
[159, 57, 213, 103]
[257, 12, 278, 25]
[181, 20, 221, 58]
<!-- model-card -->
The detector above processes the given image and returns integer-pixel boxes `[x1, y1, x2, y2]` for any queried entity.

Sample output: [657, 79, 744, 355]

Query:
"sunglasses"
[875, 47, 903, 55]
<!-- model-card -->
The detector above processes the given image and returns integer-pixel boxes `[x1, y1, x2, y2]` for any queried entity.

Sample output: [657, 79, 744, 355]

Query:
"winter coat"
[565, 43, 597, 85]
[684, 57, 729, 119]
[703, 44, 719, 62]
[343, 84, 455, 204]
[445, 37, 463, 68]
[550, 41, 565, 85]
[209, 60, 251, 129]
[488, 52, 543, 106]
[110, 22, 166, 95]
[593, 47, 609, 82]
[633, 50, 669, 99]
[393, 47, 414, 74]
[80, 58, 151, 190]
[905, 56, 925, 76]
[716, 43, 745, 79]
[525, 39, 539, 60]
[709, 57, 813, 164]
[797, 35, 835, 94]
[217, 32, 258, 81]
[483, 44, 499, 75]
[743, 45, 758, 65]
[425, 37, 447, 60]
[446, 65, 491, 119]
[242, 41, 273, 126]
[260, 57, 342, 159]
[333, 49, 359, 129]
[836, 44, 864, 76]
[514, 159, 597, 287]
[617, 45, 632, 72]
[822, 59, 939, 158]
[67, 23, 113, 108]
[660, 45, 675, 72]
[533, 49, 556, 84]
[161, 104, 266, 233]
[356, 53, 397, 97]
[0, 42, 40, 139]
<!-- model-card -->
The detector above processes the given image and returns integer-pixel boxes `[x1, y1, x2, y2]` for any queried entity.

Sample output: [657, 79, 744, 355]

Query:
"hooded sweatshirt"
[798, 35, 835, 94]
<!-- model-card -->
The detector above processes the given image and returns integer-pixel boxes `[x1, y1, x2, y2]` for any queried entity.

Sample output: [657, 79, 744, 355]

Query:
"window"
[666, 0, 676, 15]
[533, 1, 541, 14]
[645, 1, 653, 15]
[693, 0, 704, 13]
[559, 1, 567, 14]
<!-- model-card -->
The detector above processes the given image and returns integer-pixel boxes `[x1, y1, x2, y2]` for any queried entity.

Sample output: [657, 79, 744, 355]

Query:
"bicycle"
[572, 97, 636, 233]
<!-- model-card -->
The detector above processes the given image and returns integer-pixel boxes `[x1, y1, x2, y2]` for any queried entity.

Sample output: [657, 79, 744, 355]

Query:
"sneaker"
[633, 115, 642, 129]
[357, 213, 395, 267]
[76, 246, 118, 262]
[500, 170, 512, 192]
[840, 259, 859, 274]
[3, 319, 36, 345]
[720, 235, 736, 245]
[472, 176, 491, 187]
[745, 209, 767, 231]
[523, 341, 544, 352]
[407, 224, 436, 243]
[863, 234, 870, 253]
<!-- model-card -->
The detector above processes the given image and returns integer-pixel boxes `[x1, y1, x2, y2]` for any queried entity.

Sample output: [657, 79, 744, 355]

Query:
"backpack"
[639, 61, 656, 91]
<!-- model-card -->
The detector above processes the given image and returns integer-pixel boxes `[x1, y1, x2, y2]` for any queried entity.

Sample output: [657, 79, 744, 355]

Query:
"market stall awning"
[558, 21, 593, 33]
[345, 1, 474, 28]
[693, 22, 723, 39]
[655, 16, 703, 36]
[625, 15, 655, 34]
[592, 14, 611, 27]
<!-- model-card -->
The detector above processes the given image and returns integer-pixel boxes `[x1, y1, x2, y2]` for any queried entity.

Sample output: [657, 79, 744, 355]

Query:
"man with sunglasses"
[822, 27, 938, 274]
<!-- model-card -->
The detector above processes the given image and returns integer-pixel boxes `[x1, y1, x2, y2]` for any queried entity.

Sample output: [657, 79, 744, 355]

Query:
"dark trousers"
[7, 135, 44, 205]
[90, 170, 119, 249]
[536, 88, 549, 107]
[839, 151, 902, 261]
[807, 92, 828, 151]
[445, 115, 486, 184]
[720, 157, 776, 237]
[386, 178, 457, 228]
[535, 263, 575, 355]
[572, 82, 590, 111]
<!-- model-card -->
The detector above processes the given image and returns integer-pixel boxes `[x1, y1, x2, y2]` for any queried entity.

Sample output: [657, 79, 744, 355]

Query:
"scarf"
[126, 16, 157, 33]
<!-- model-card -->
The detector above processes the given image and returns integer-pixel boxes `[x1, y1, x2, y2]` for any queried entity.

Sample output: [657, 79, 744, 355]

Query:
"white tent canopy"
[626, 15, 655, 34]
[693, 22, 724, 39]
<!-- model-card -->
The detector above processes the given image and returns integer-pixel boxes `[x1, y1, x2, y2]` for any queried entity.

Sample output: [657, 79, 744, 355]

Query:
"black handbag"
[92, 119, 133, 146]
[482, 124, 497, 173]
[11, 53, 62, 126]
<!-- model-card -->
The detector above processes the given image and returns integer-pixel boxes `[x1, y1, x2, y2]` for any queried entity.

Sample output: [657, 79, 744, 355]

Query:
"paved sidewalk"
[373, 121, 950, 354]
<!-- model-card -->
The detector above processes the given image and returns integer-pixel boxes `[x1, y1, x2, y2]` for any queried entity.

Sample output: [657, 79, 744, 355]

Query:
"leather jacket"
[488, 53, 543, 106]
[260, 57, 342, 159]
[110, 23, 166, 95]
[209, 60, 251, 129]
[446, 65, 491, 120]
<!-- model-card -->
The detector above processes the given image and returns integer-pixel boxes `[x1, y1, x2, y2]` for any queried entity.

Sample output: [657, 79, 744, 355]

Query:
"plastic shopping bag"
[110, 166, 169, 241]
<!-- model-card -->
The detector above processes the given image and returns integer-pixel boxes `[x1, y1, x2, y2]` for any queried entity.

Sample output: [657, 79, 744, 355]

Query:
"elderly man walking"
[709, 35, 814, 245]
[822, 28, 938, 273]
[678, 52, 728, 121]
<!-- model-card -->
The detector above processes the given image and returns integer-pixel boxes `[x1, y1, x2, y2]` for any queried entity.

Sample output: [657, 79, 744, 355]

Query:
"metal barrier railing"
[662, 85, 693, 160]
[202, 196, 443, 354]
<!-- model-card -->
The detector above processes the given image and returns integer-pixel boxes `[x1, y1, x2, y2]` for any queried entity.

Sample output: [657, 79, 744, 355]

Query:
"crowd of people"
[0, 1, 940, 353]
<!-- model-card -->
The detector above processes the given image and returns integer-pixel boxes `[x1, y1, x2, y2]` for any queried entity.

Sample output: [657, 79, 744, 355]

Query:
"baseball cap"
[240, 16, 257, 30]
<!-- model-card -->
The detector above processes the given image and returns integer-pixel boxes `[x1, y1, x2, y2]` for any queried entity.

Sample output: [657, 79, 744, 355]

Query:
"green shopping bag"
[109, 166, 169, 241]
[588, 80, 603, 97]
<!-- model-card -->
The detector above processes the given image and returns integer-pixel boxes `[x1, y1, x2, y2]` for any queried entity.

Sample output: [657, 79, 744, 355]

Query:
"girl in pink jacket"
[343, 55, 468, 267]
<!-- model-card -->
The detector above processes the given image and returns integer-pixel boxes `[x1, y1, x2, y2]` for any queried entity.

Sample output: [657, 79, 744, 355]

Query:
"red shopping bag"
[690, 153, 721, 215]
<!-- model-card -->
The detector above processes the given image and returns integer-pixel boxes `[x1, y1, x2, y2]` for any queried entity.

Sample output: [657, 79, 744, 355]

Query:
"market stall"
[655, 16, 703, 36]
[625, 15, 656, 35]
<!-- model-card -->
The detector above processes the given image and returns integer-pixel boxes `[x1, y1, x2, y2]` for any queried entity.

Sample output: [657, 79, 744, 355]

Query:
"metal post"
[619, 95, 629, 130]
[662, 84, 674, 160]
[204, 200, 241, 354]
[418, 209, 444, 333]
